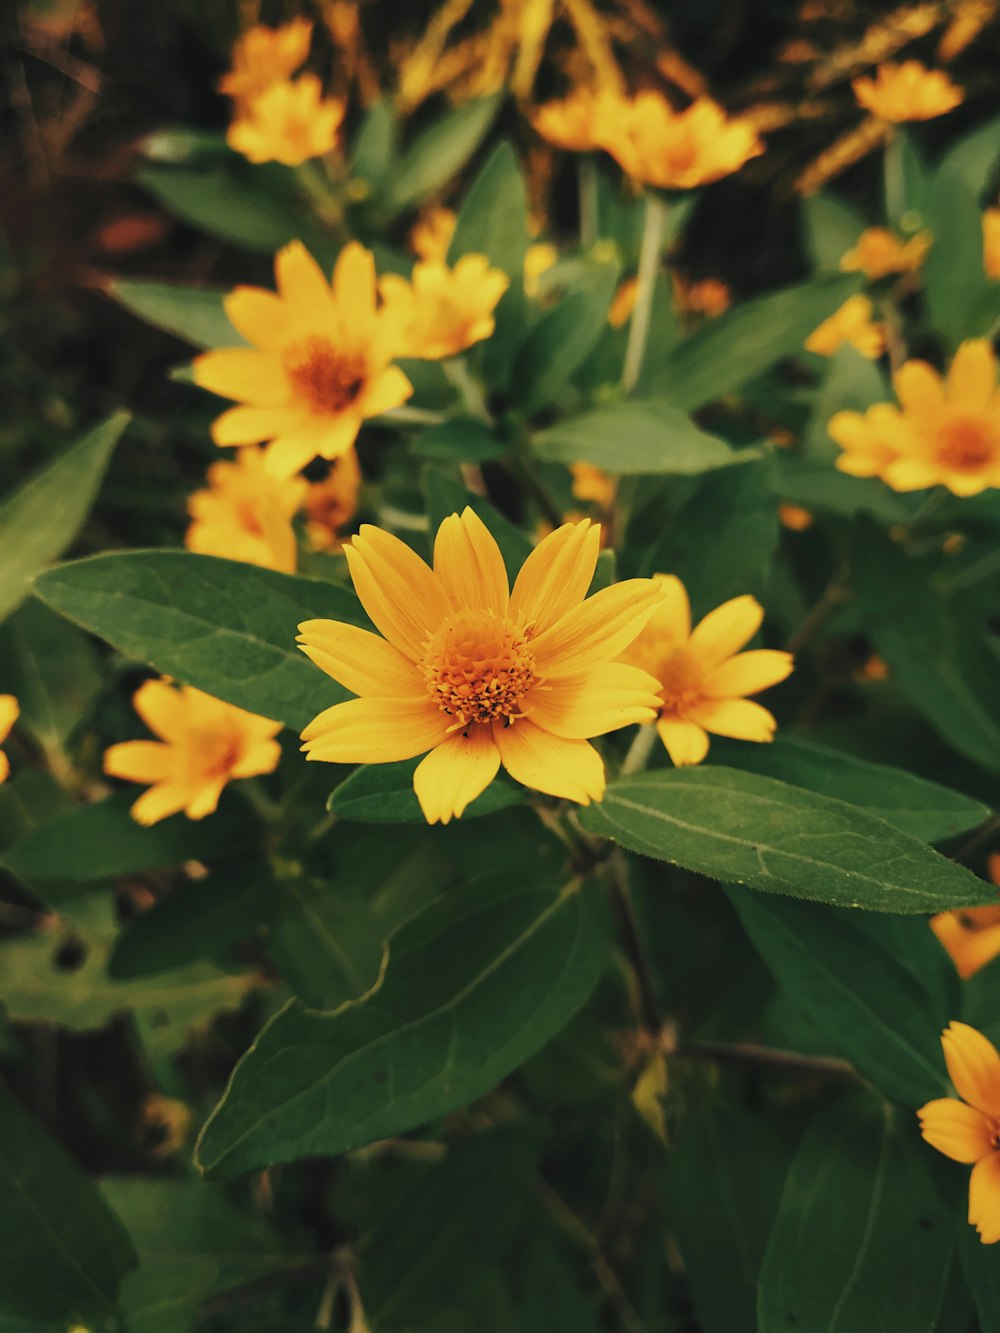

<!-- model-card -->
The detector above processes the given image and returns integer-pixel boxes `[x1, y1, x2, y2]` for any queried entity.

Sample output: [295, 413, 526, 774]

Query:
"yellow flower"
[852, 61, 963, 123]
[530, 87, 599, 151]
[378, 256, 509, 360]
[984, 209, 1000, 281]
[571, 463, 615, 511]
[524, 242, 558, 298]
[931, 905, 1000, 979]
[227, 75, 345, 167]
[410, 207, 457, 263]
[829, 340, 1000, 496]
[219, 18, 313, 102]
[0, 695, 19, 784]
[594, 92, 763, 191]
[619, 575, 793, 766]
[297, 510, 664, 824]
[193, 241, 412, 477]
[138, 1094, 192, 1159]
[304, 449, 362, 552]
[104, 679, 282, 826]
[778, 503, 814, 532]
[608, 276, 638, 329]
[186, 447, 307, 573]
[840, 227, 932, 280]
[674, 274, 732, 318]
[919, 1023, 1000, 1244]
[805, 294, 885, 359]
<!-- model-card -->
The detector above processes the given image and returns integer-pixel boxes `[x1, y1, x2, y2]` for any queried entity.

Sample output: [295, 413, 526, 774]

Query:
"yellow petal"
[969, 1152, 1000, 1243]
[947, 340, 996, 411]
[359, 365, 412, 418]
[193, 349, 289, 407]
[344, 526, 450, 660]
[883, 458, 947, 491]
[508, 520, 600, 634]
[688, 595, 763, 667]
[685, 696, 777, 742]
[300, 696, 450, 762]
[650, 574, 691, 642]
[263, 421, 341, 477]
[493, 718, 605, 804]
[229, 738, 282, 779]
[129, 782, 192, 826]
[656, 716, 710, 766]
[701, 649, 794, 699]
[103, 740, 174, 783]
[433, 509, 509, 617]
[333, 242, 377, 340]
[185, 776, 228, 820]
[131, 680, 185, 741]
[413, 725, 501, 824]
[523, 663, 660, 739]
[211, 404, 306, 447]
[943, 1022, 1000, 1115]
[894, 360, 945, 416]
[918, 1098, 993, 1163]
[296, 620, 423, 697]
[274, 240, 333, 311]
[223, 287, 291, 349]
[532, 579, 665, 677]
[0, 750, 8, 784]
[0, 695, 18, 745]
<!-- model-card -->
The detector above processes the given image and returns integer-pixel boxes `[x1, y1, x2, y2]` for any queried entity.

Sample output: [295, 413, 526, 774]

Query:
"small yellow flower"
[219, 18, 313, 102]
[805, 294, 885, 359]
[608, 276, 638, 328]
[524, 242, 558, 298]
[840, 227, 932, 280]
[619, 575, 793, 767]
[984, 209, 1000, 281]
[854, 653, 891, 683]
[193, 241, 412, 477]
[0, 695, 19, 784]
[931, 905, 1000, 980]
[227, 75, 345, 167]
[530, 87, 599, 151]
[297, 510, 664, 823]
[673, 274, 732, 318]
[919, 1022, 1000, 1244]
[186, 447, 307, 573]
[378, 256, 510, 360]
[104, 680, 282, 826]
[410, 207, 457, 263]
[138, 1094, 193, 1158]
[571, 463, 615, 512]
[852, 61, 963, 123]
[778, 503, 814, 531]
[830, 340, 1000, 496]
[304, 449, 362, 552]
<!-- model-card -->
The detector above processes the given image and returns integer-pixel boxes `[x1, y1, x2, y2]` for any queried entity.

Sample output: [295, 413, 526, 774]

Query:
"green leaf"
[802, 193, 866, 271]
[411, 417, 507, 463]
[108, 280, 240, 349]
[532, 400, 734, 475]
[957, 1211, 1000, 1328]
[387, 96, 501, 214]
[0, 412, 128, 625]
[514, 1241, 601, 1333]
[269, 876, 387, 1010]
[579, 768, 992, 912]
[0, 1092, 137, 1320]
[35, 550, 368, 730]
[329, 757, 523, 823]
[0, 599, 101, 757]
[350, 97, 399, 194]
[422, 466, 533, 578]
[196, 876, 607, 1177]
[447, 141, 527, 277]
[0, 770, 71, 852]
[758, 1096, 951, 1333]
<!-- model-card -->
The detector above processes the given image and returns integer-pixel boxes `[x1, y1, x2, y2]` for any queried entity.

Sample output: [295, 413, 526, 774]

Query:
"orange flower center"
[189, 728, 242, 779]
[655, 651, 704, 716]
[284, 336, 366, 416]
[935, 415, 997, 473]
[421, 609, 537, 728]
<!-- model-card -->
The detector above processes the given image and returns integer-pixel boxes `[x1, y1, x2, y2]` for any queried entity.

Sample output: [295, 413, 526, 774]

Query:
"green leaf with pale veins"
[532, 400, 733, 475]
[386, 96, 501, 214]
[108, 280, 241, 349]
[269, 876, 387, 1011]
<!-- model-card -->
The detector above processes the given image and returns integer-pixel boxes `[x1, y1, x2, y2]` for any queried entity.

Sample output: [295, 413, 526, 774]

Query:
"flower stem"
[578, 153, 599, 250]
[883, 129, 906, 228]
[621, 192, 668, 394]
[621, 722, 657, 776]
[442, 357, 493, 424]
[296, 160, 344, 228]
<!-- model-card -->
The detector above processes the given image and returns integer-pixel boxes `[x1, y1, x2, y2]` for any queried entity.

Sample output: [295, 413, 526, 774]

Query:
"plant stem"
[883, 128, 905, 228]
[946, 546, 1000, 594]
[443, 357, 493, 424]
[678, 1039, 857, 1079]
[621, 192, 667, 394]
[608, 850, 662, 1035]
[784, 565, 850, 655]
[509, 439, 564, 529]
[620, 723, 657, 776]
[578, 153, 599, 250]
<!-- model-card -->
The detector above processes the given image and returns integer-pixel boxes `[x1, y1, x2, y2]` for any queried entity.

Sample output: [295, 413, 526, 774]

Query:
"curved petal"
[687, 595, 763, 667]
[657, 716, 710, 767]
[131, 680, 186, 742]
[894, 360, 945, 417]
[969, 1152, 1000, 1243]
[223, 287, 291, 349]
[103, 740, 173, 783]
[493, 719, 605, 804]
[359, 365, 412, 418]
[229, 738, 283, 779]
[532, 579, 664, 677]
[522, 663, 660, 739]
[882, 458, 944, 491]
[344, 527, 450, 660]
[0, 695, 19, 745]
[943, 1022, 1000, 1115]
[193, 349, 289, 407]
[300, 696, 449, 763]
[263, 423, 335, 477]
[0, 750, 8, 784]
[130, 782, 193, 827]
[413, 725, 501, 824]
[947, 340, 996, 411]
[701, 649, 794, 699]
[333, 242, 377, 339]
[508, 520, 600, 634]
[211, 404, 306, 447]
[296, 620, 424, 698]
[918, 1098, 993, 1163]
[274, 240, 333, 311]
[433, 508, 509, 617]
[684, 697, 777, 742]
[313, 412, 365, 462]
[184, 777, 228, 821]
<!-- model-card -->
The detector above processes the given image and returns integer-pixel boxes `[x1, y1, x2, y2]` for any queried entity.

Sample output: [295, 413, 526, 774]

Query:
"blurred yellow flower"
[104, 680, 282, 825]
[219, 18, 313, 102]
[410, 207, 457, 263]
[852, 61, 963, 123]
[918, 1022, 1000, 1244]
[379, 255, 509, 360]
[830, 340, 1000, 496]
[524, 242, 558, 298]
[805, 294, 885, 359]
[297, 510, 663, 823]
[185, 447, 306, 573]
[619, 575, 793, 767]
[608, 276, 638, 328]
[674, 274, 732, 318]
[530, 87, 599, 151]
[931, 904, 1000, 980]
[778, 503, 814, 531]
[854, 653, 890, 682]
[0, 695, 19, 784]
[194, 241, 412, 477]
[227, 75, 344, 166]
[984, 209, 1000, 281]
[571, 463, 615, 511]
[840, 227, 932, 280]
[304, 449, 362, 552]
[138, 1094, 193, 1159]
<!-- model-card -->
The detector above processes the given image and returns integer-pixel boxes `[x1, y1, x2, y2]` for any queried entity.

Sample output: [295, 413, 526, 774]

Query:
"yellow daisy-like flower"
[378, 256, 510, 361]
[829, 340, 1000, 496]
[984, 209, 1000, 281]
[227, 75, 345, 167]
[852, 61, 963, 123]
[186, 447, 307, 573]
[840, 227, 933, 280]
[571, 463, 615, 512]
[530, 87, 599, 151]
[193, 241, 412, 478]
[524, 242, 558, 298]
[805, 294, 885, 359]
[219, 18, 313, 103]
[594, 92, 764, 191]
[619, 575, 793, 767]
[410, 207, 457, 263]
[303, 449, 362, 552]
[919, 1023, 1000, 1244]
[0, 695, 19, 784]
[297, 510, 664, 824]
[931, 905, 1000, 980]
[104, 680, 282, 826]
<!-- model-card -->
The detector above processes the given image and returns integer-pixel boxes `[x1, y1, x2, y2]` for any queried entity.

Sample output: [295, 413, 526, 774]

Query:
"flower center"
[936, 416, 997, 472]
[421, 609, 537, 727]
[656, 651, 704, 716]
[190, 728, 242, 780]
[284, 336, 366, 416]
[991, 1117, 1000, 1152]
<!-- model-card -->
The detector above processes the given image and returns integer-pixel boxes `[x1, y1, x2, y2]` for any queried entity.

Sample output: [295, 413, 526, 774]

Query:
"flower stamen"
[421, 609, 537, 727]
[283, 336, 366, 416]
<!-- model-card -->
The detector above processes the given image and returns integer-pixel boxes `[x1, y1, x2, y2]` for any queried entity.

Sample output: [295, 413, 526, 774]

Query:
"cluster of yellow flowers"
[0, 695, 18, 784]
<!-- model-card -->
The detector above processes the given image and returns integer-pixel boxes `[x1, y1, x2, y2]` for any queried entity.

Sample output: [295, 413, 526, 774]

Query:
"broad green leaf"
[758, 1096, 951, 1333]
[0, 770, 71, 851]
[387, 96, 501, 213]
[411, 417, 507, 463]
[0, 1092, 137, 1320]
[514, 1241, 601, 1333]
[0, 600, 101, 757]
[447, 141, 527, 278]
[35, 550, 368, 730]
[422, 466, 532, 578]
[579, 768, 992, 912]
[350, 97, 399, 194]
[960, 953, 1000, 1044]
[532, 400, 733, 475]
[196, 876, 607, 1176]
[0, 412, 128, 625]
[329, 758, 523, 823]
[269, 876, 386, 1010]
[109, 280, 240, 349]
[140, 127, 232, 165]
[804, 344, 891, 461]
[802, 193, 866, 270]
[728, 890, 945, 1103]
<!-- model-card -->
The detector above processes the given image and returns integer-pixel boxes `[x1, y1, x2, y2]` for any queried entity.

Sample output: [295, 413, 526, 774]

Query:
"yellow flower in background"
[304, 449, 362, 552]
[185, 447, 307, 573]
[805, 294, 885, 359]
[830, 340, 1000, 496]
[983, 210, 1000, 281]
[194, 241, 412, 477]
[778, 503, 814, 531]
[931, 905, 1000, 979]
[840, 227, 932, 280]
[594, 92, 763, 191]
[524, 242, 558, 298]
[410, 207, 457, 263]
[0, 695, 19, 784]
[104, 680, 282, 825]
[379, 256, 510, 360]
[608, 276, 639, 328]
[918, 1022, 1000, 1244]
[531, 87, 599, 151]
[219, 18, 313, 102]
[674, 274, 732, 318]
[297, 510, 664, 823]
[852, 61, 963, 123]
[571, 463, 615, 512]
[619, 575, 793, 767]
[227, 75, 345, 166]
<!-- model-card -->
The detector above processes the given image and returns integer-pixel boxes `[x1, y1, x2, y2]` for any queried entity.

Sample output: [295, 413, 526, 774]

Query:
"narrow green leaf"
[533, 400, 733, 475]
[411, 417, 507, 463]
[387, 96, 501, 213]
[422, 466, 532, 578]
[109, 280, 240, 349]
[802, 193, 866, 271]
[350, 97, 399, 193]
[0, 599, 101, 756]
[269, 877, 387, 1010]
[447, 141, 527, 277]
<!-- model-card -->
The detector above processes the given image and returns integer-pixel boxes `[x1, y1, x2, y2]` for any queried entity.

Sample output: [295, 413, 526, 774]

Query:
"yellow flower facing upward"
[931, 905, 1000, 979]
[379, 256, 510, 360]
[984, 210, 1000, 281]
[619, 575, 793, 767]
[841, 227, 933, 280]
[852, 61, 963, 123]
[805, 294, 885, 359]
[186, 447, 307, 573]
[531, 87, 599, 151]
[594, 92, 764, 191]
[410, 207, 457, 263]
[919, 1023, 1000, 1244]
[297, 510, 664, 824]
[830, 340, 1000, 496]
[0, 695, 19, 784]
[194, 241, 412, 477]
[524, 242, 558, 298]
[219, 18, 313, 102]
[104, 680, 282, 826]
[304, 449, 362, 552]
[227, 75, 345, 166]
